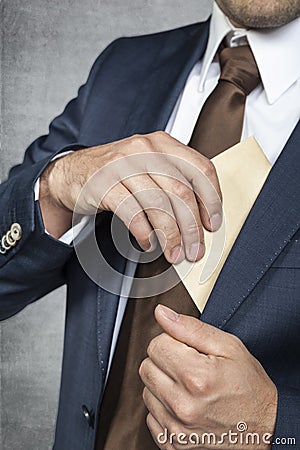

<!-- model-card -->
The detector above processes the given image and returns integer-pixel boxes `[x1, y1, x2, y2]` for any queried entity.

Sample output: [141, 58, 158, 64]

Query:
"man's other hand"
[139, 304, 278, 449]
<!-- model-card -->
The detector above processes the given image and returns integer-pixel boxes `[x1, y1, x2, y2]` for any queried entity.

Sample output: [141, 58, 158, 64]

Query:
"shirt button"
[81, 405, 94, 429]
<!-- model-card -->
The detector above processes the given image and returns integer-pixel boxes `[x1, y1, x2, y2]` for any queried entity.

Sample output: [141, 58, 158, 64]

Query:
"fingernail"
[170, 245, 185, 264]
[187, 242, 204, 261]
[210, 213, 222, 231]
[146, 232, 158, 252]
[158, 304, 179, 322]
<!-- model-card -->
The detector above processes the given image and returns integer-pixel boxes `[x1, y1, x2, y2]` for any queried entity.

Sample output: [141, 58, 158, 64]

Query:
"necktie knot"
[219, 45, 261, 96]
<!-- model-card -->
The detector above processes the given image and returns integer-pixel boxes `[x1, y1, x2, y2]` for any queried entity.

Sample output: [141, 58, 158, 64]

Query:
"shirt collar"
[199, 2, 300, 105]
[198, 2, 232, 92]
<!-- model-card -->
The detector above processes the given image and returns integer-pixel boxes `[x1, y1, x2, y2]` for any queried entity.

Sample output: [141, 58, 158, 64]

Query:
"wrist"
[40, 158, 70, 211]
[39, 160, 73, 238]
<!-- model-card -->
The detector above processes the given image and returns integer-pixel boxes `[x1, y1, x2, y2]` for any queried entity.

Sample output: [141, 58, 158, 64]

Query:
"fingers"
[144, 391, 196, 450]
[123, 170, 204, 263]
[195, 159, 222, 230]
[140, 359, 199, 433]
[173, 154, 222, 232]
[139, 358, 176, 408]
[122, 175, 183, 263]
[146, 332, 203, 383]
[144, 389, 179, 450]
[146, 414, 174, 450]
[141, 366, 203, 446]
[102, 183, 153, 250]
[149, 132, 223, 232]
[144, 388, 169, 427]
[155, 305, 245, 358]
[149, 171, 205, 262]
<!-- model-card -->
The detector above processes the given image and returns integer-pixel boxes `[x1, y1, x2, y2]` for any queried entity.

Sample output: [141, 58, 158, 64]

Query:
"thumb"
[155, 304, 238, 357]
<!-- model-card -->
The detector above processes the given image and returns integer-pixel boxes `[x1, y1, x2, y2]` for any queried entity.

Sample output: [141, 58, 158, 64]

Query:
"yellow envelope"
[173, 137, 271, 312]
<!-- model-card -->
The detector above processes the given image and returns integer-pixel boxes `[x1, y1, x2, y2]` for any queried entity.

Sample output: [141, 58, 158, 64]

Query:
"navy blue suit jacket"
[1, 19, 299, 450]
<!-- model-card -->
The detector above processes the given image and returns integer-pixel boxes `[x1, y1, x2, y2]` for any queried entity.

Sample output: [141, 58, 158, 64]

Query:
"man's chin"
[216, 0, 300, 29]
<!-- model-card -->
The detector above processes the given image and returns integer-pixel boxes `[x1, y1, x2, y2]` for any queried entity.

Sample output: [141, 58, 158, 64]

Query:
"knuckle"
[155, 196, 171, 213]
[138, 359, 146, 377]
[129, 212, 148, 236]
[131, 134, 152, 152]
[202, 158, 217, 179]
[128, 219, 150, 248]
[129, 211, 145, 227]
[183, 369, 208, 394]
[206, 354, 219, 371]
[146, 413, 153, 432]
[136, 238, 151, 251]
[174, 182, 193, 203]
[106, 149, 122, 163]
[173, 443, 185, 450]
[146, 413, 151, 428]
[188, 320, 206, 341]
[147, 333, 167, 358]
[152, 191, 172, 212]
[184, 221, 202, 239]
[147, 335, 160, 358]
[172, 399, 197, 427]
[151, 130, 168, 140]
[165, 226, 180, 243]
[146, 189, 170, 212]
[228, 333, 245, 353]
[181, 409, 197, 428]
[139, 358, 150, 380]
[100, 192, 111, 210]
[166, 443, 174, 450]
[142, 387, 148, 403]
[147, 340, 156, 359]
[167, 419, 183, 438]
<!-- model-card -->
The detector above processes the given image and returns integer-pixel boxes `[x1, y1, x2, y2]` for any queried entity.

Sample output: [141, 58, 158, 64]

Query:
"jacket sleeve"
[0, 39, 119, 320]
[272, 385, 300, 449]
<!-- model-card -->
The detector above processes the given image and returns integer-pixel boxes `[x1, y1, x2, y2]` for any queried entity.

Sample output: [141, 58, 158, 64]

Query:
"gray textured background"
[0, 1, 213, 448]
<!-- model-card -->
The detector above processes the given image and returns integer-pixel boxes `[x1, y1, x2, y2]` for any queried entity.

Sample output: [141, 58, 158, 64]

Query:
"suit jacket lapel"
[124, 21, 210, 136]
[95, 212, 128, 384]
[202, 121, 300, 329]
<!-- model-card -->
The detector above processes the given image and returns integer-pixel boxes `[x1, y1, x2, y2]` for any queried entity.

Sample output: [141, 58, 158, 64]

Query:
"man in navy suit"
[1, 0, 299, 449]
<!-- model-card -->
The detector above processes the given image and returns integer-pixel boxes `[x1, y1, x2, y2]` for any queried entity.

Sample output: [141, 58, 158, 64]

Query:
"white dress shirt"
[35, 2, 300, 375]
[166, 2, 300, 163]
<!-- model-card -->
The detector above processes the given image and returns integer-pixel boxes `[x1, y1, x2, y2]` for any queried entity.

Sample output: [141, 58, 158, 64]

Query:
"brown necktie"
[190, 44, 261, 157]
[96, 44, 261, 450]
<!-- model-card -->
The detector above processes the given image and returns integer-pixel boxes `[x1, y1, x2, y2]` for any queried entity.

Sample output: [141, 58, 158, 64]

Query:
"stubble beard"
[216, 0, 300, 28]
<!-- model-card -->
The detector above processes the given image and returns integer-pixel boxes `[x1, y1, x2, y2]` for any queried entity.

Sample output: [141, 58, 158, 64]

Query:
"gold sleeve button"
[0, 223, 22, 254]
[6, 230, 17, 247]
[1, 235, 11, 251]
[10, 223, 22, 241]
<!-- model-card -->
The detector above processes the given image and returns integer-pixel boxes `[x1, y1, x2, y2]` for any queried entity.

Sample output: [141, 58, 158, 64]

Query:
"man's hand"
[139, 305, 278, 449]
[40, 131, 222, 263]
